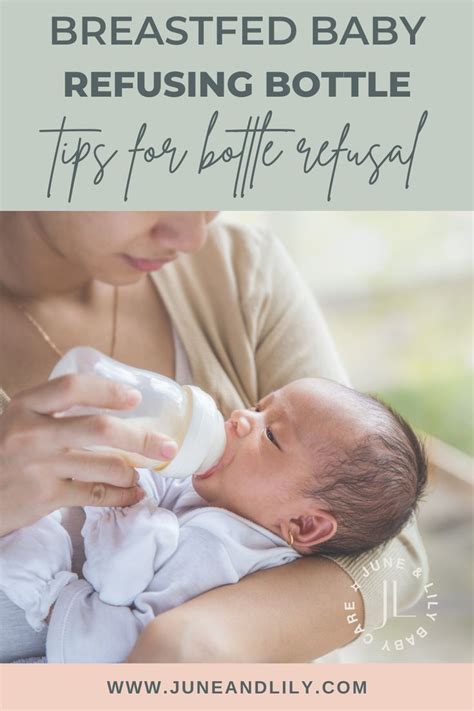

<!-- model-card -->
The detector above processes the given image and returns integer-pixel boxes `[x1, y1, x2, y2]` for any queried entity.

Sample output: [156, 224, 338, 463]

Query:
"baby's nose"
[229, 409, 255, 438]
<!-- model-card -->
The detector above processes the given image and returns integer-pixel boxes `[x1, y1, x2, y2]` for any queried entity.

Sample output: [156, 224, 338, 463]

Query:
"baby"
[0, 377, 427, 663]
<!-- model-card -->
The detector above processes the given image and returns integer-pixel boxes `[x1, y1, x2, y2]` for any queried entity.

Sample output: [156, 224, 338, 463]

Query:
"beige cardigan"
[0, 220, 428, 633]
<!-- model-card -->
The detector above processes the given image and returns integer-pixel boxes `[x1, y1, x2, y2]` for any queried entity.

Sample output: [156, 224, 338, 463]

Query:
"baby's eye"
[265, 426, 278, 447]
[253, 404, 261, 413]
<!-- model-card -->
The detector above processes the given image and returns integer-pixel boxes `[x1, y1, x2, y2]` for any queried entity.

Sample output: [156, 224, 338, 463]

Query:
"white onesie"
[0, 469, 299, 663]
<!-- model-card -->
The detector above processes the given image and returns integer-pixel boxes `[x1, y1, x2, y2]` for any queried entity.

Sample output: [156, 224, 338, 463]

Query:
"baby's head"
[193, 378, 427, 556]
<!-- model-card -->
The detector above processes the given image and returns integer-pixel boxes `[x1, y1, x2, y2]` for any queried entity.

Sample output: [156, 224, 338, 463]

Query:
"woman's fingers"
[17, 374, 142, 415]
[50, 414, 178, 460]
[59, 479, 145, 509]
[51, 450, 139, 488]
[4, 381, 178, 461]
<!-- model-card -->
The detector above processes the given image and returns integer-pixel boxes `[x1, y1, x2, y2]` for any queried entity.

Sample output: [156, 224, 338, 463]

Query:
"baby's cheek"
[273, 474, 298, 502]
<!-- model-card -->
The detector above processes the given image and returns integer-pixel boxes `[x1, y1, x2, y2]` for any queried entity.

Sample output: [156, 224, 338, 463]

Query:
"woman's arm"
[128, 557, 363, 662]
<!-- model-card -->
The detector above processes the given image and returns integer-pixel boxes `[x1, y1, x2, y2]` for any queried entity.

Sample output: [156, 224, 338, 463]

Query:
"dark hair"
[305, 393, 428, 556]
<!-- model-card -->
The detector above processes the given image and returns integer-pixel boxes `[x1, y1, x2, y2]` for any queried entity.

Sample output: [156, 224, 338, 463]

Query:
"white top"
[46, 470, 299, 663]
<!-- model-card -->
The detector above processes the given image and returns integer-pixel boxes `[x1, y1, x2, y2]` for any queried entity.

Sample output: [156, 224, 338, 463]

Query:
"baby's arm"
[131, 517, 300, 626]
[46, 528, 240, 663]
[81, 470, 181, 605]
[47, 519, 276, 663]
[82, 502, 179, 605]
[47, 510, 298, 663]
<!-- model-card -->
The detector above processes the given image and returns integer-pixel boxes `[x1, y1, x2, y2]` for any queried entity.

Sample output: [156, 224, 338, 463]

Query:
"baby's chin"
[192, 469, 221, 502]
[191, 474, 210, 499]
[192, 467, 238, 513]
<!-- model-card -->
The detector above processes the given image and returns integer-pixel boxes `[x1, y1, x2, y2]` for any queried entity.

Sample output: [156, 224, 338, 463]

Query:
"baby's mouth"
[193, 420, 235, 481]
[192, 462, 220, 481]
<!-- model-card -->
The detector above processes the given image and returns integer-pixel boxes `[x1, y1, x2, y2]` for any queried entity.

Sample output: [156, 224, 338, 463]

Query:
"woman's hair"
[304, 393, 428, 556]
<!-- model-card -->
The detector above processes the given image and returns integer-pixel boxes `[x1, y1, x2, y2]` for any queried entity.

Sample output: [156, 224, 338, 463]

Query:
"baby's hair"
[304, 391, 428, 556]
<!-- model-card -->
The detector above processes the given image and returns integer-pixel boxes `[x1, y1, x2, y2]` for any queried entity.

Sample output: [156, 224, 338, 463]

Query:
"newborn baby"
[0, 378, 427, 663]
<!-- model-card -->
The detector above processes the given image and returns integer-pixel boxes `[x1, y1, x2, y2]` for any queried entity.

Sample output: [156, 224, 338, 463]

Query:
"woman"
[0, 211, 427, 662]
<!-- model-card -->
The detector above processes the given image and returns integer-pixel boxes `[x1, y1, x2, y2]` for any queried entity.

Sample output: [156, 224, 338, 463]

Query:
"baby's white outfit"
[0, 469, 299, 663]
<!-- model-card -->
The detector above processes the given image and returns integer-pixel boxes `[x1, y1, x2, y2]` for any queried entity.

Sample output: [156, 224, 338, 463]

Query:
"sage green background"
[0, 0, 472, 209]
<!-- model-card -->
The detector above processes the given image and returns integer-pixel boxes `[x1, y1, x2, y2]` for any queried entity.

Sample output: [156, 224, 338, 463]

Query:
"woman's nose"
[149, 212, 209, 254]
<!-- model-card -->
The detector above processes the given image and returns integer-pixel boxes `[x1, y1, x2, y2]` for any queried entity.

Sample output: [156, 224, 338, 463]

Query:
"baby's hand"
[0, 512, 77, 630]
[82, 501, 179, 606]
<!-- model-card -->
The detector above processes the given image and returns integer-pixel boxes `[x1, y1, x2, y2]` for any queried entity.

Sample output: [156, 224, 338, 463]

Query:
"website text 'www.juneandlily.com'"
[106, 677, 367, 697]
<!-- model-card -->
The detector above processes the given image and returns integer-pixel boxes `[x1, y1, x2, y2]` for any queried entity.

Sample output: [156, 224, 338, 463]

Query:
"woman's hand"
[0, 374, 177, 536]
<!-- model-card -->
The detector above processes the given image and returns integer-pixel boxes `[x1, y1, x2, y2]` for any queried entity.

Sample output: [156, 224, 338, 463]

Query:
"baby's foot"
[0, 511, 77, 630]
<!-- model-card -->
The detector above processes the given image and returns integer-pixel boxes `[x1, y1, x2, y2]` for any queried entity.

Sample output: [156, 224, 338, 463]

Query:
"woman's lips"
[122, 254, 175, 272]
[193, 420, 235, 481]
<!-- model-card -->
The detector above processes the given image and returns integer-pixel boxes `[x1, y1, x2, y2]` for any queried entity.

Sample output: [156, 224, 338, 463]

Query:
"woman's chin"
[94, 270, 145, 287]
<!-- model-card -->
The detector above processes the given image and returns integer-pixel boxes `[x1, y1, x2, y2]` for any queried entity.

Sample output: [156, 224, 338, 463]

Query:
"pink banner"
[0, 663, 472, 710]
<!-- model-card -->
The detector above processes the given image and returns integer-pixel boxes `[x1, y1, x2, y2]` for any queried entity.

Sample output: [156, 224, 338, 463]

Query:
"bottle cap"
[162, 386, 226, 478]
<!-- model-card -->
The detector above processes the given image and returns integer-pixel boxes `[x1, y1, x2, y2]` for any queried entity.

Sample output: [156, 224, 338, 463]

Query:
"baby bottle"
[49, 346, 226, 479]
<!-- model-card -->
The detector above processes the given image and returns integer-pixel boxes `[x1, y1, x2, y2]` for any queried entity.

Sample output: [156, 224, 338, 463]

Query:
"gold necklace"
[15, 286, 119, 358]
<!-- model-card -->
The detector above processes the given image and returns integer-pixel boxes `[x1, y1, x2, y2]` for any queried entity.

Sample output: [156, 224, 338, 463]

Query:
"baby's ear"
[289, 511, 337, 551]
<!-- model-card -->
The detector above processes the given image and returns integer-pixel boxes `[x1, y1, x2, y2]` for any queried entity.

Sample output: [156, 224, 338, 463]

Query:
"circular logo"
[344, 555, 438, 653]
